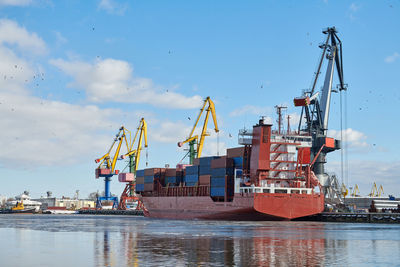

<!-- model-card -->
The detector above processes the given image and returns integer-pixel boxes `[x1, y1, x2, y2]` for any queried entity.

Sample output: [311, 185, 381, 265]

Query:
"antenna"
[275, 105, 287, 134]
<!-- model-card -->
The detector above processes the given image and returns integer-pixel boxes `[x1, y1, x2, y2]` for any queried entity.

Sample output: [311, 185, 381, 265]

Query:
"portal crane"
[351, 184, 360, 197]
[178, 96, 219, 164]
[95, 126, 130, 209]
[118, 118, 148, 210]
[294, 27, 347, 198]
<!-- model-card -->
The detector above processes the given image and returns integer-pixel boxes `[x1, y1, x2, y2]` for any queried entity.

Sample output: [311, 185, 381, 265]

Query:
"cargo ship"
[135, 116, 325, 221]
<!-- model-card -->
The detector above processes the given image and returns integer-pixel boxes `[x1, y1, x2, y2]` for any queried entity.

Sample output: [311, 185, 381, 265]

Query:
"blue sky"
[0, 0, 399, 199]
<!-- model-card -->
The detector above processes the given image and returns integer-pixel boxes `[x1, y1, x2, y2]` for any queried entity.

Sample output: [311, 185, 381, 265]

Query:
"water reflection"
[1, 215, 400, 266]
[93, 222, 328, 266]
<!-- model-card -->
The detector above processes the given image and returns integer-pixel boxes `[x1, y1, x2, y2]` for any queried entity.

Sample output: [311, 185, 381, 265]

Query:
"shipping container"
[186, 165, 199, 175]
[144, 176, 155, 184]
[136, 184, 144, 192]
[232, 157, 243, 167]
[166, 176, 177, 184]
[193, 158, 200, 165]
[144, 168, 162, 176]
[227, 147, 245, 158]
[199, 175, 211, 185]
[211, 157, 234, 169]
[211, 167, 234, 177]
[199, 156, 220, 166]
[185, 182, 198, 187]
[136, 169, 145, 177]
[136, 176, 144, 184]
[210, 187, 233, 197]
[165, 168, 176, 177]
[210, 176, 234, 187]
[199, 165, 212, 175]
[184, 174, 199, 183]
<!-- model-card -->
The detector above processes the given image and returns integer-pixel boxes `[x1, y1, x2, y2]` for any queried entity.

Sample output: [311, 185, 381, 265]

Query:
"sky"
[0, 0, 399, 199]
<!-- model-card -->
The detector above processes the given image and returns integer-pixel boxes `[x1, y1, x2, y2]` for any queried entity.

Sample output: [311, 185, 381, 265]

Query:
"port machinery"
[94, 118, 148, 210]
[293, 26, 348, 204]
[118, 118, 148, 210]
[178, 96, 219, 164]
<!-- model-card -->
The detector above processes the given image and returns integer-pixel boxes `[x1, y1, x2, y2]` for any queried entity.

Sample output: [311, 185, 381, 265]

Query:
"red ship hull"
[141, 193, 324, 221]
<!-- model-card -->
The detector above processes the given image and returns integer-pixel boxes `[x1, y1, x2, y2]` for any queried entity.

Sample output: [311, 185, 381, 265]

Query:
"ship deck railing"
[239, 186, 313, 195]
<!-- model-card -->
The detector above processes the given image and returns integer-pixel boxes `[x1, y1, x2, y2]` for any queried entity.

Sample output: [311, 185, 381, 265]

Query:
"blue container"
[135, 184, 144, 192]
[186, 165, 199, 175]
[199, 165, 212, 175]
[136, 169, 145, 177]
[211, 167, 234, 177]
[166, 176, 177, 184]
[211, 177, 226, 187]
[210, 187, 225, 196]
[185, 182, 197, 187]
[232, 157, 243, 167]
[144, 176, 154, 183]
[235, 169, 243, 178]
[199, 156, 220, 166]
[184, 174, 199, 183]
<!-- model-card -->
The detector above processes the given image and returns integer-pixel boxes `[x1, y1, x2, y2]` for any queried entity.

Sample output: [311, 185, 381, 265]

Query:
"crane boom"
[178, 96, 219, 164]
[294, 27, 347, 195]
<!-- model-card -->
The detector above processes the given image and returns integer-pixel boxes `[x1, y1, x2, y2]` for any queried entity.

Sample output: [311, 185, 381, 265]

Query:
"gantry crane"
[294, 27, 347, 199]
[95, 126, 130, 209]
[178, 96, 219, 164]
[118, 118, 148, 210]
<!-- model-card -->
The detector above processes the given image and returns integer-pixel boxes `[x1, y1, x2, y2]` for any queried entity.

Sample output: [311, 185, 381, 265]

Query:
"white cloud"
[328, 128, 368, 148]
[0, 20, 123, 168]
[0, 19, 46, 55]
[230, 105, 273, 117]
[98, 0, 127, 15]
[150, 121, 192, 144]
[384, 52, 399, 63]
[54, 31, 67, 46]
[49, 57, 203, 109]
[0, 0, 32, 6]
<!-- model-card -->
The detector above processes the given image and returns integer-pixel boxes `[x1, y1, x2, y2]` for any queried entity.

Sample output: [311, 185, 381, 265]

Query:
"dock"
[78, 209, 144, 216]
[302, 212, 400, 224]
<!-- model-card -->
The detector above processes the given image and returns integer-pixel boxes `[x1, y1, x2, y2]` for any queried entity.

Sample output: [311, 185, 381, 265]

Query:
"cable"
[344, 89, 349, 187]
[340, 89, 344, 187]
[217, 132, 220, 156]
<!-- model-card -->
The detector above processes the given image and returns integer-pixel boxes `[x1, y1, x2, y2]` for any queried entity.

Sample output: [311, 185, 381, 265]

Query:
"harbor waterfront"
[1, 214, 400, 267]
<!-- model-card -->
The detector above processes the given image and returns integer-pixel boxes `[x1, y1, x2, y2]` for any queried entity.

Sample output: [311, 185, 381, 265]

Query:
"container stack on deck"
[134, 147, 246, 196]
[135, 169, 145, 192]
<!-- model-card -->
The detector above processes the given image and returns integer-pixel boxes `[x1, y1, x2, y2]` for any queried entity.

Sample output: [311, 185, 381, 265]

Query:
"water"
[0, 215, 400, 267]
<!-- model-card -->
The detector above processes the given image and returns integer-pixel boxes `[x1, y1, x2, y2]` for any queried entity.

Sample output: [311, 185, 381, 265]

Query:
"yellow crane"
[119, 118, 148, 210]
[368, 182, 384, 197]
[95, 126, 131, 209]
[341, 183, 348, 198]
[350, 184, 360, 197]
[178, 96, 219, 164]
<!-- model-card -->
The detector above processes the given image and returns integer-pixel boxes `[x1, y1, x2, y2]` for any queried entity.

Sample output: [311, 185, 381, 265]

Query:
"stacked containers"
[184, 165, 199, 186]
[210, 156, 234, 197]
[227, 147, 245, 170]
[135, 169, 145, 192]
[165, 168, 178, 186]
[144, 168, 163, 191]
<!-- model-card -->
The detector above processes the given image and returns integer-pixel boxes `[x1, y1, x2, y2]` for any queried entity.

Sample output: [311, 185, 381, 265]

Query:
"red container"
[136, 177, 144, 184]
[199, 175, 211, 185]
[118, 173, 134, 183]
[227, 147, 245, 158]
[144, 168, 162, 176]
[165, 168, 176, 177]
[211, 157, 234, 169]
